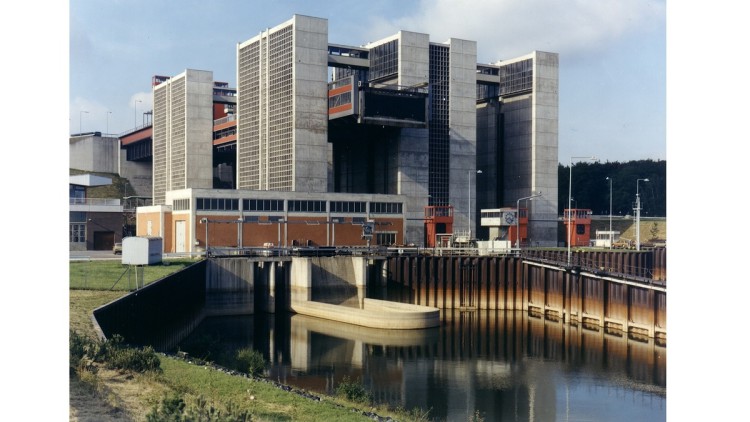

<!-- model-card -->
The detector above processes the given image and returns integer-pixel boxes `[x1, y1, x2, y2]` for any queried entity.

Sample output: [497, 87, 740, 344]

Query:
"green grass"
[158, 358, 378, 421]
[69, 258, 198, 290]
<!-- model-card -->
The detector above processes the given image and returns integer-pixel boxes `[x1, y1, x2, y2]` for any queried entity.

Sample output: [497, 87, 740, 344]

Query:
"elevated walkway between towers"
[328, 75, 428, 129]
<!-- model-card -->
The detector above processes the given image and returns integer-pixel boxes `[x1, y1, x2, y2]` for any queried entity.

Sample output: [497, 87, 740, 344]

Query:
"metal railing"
[69, 198, 121, 206]
[213, 114, 236, 126]
[518, 250, 663, 286]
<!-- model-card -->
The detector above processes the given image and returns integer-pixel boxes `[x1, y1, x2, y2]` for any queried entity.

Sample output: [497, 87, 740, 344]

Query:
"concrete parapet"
[290, 298, 440, 329]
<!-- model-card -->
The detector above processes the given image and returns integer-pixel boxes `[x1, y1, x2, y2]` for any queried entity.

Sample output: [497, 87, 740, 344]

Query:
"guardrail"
[69, 198, 121, 206]
[213, 114, 236, 126]
[204, 245, 519, 259]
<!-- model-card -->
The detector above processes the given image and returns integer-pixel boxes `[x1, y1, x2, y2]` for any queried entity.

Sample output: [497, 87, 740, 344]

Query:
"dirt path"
[69, 367, 164, 422]
[69, 375, 133, 421]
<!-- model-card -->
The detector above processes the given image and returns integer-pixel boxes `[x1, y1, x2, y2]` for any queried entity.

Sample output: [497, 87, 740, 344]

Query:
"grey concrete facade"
[69, 133, 152, 197]
[69, 134, 120, 173]
[475, 52, 559, 246]
[446, 38, 478, 238]
[236, 15, 329, 193]
[142, 15, 559, 247]
[152, 69, 214, 205]
[529, 51, 559, 246]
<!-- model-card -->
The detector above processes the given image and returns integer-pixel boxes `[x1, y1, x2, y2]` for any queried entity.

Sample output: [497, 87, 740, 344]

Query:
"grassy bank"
[69, 262, 429, 421]
[69, 258, 197, 290]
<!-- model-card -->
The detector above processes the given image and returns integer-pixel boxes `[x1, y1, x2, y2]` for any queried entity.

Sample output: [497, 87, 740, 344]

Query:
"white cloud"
[365, 0, 665, 62]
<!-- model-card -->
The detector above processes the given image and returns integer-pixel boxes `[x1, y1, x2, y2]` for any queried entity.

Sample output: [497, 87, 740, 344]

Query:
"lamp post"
[635, 178, 649, 251]
[134, 99, 142, 129]
[606, 177, 613, 249]
[469, 169, 482, 241]
[516, 192, 542, 250]
[567, 156, 598, 266]
[79, 110, 88, 134]
[106, 111, 112, 135]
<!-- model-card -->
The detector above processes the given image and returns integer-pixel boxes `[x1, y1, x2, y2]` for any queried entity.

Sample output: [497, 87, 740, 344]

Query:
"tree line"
[557, 159, 666, 217]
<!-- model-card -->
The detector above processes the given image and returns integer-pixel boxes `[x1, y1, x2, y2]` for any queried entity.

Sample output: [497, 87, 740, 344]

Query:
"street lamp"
[635, 178, 649, 251]
[606, 177, 613, 249]
[567, 156, 598, 266]
[516, 192, 542, 249]
[79, 110, 88, 134]
[106, 111, 112, 135]
[469, 169, 482, 240]
[134, 99, 142, 129]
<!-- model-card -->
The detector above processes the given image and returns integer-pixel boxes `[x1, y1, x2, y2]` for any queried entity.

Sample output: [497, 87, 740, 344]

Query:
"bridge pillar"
[267, 261, 277, 313]
[291, 257, 312, 305]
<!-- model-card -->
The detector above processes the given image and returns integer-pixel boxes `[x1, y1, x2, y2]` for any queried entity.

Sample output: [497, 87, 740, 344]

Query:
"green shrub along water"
[146, 394, 252, 422]
[234, 348, 266, 377]
[335, 376, 372, 404]
[70, 331, 161, 374]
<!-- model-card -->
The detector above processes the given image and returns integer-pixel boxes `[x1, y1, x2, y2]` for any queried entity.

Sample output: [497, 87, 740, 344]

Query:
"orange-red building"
[563, 208, 592, 247]
[137, 188, 406, 254]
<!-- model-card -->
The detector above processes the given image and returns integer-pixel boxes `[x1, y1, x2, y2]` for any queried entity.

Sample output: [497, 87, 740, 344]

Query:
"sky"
[68, 0, 666, 164]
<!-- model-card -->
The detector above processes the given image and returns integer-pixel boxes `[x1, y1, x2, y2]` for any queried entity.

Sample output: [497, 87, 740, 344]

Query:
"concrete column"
[267, 261, 277, 313]
[291, 257, 312, 304]
[380, 259, 389, 288]
[352, 256, 367, 288]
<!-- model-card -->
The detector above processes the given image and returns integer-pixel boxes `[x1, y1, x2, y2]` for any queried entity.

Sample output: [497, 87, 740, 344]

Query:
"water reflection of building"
[179, 308, 665, 420]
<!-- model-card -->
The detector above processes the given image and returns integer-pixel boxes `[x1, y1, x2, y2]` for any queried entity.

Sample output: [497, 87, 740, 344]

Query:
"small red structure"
[424, 205, 454, 248]
[564, 208, 592, 247]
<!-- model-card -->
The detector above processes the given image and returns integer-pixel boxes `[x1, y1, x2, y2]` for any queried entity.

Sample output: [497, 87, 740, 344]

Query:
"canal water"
[177, 284, 666, 422]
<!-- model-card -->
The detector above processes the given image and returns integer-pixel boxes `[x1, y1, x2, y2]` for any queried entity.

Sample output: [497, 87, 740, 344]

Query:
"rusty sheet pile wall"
[385, 253, 666, 339]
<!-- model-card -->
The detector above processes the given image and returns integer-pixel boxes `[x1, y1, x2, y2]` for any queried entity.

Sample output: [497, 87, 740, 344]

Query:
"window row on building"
[188, 197, 404, 214]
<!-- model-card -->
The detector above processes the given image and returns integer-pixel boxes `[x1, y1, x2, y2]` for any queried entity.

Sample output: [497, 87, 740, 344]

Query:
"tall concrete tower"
[152, 69, 214, 205]
[236, 15, 329, 193]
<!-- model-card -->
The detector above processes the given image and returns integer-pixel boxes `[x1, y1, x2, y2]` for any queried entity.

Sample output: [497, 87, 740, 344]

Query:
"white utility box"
[122, 236, 163, 265]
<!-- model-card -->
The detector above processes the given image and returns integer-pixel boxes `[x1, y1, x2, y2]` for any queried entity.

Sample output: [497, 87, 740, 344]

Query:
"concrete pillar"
[380, 259, 389, 287]
[352, 256, 367, 288]
[267, 261, 276, 313]
[291, 257, 312, 304]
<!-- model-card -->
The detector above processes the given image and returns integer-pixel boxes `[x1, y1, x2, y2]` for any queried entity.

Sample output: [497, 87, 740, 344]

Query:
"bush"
[106, 345, 161, 373]
[69, 330, 89, 367]
[235, 348, 265, 377]
[146, 393, 185, 422]
[69, 330, 161, 374]
[146, 393, 251, 422]
[335, 376, 372, 404]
